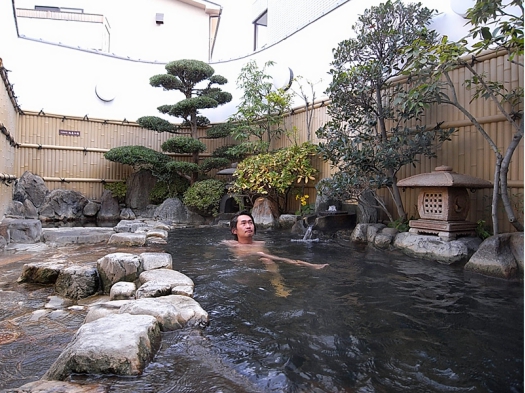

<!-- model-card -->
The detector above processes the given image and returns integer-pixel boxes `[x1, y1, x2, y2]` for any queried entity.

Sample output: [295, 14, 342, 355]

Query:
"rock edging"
[348, 223, 523, 280]
[15, 247, 209, 386]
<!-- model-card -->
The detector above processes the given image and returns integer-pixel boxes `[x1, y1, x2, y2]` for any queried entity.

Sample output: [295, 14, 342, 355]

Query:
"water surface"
[0, 227, 522, 393]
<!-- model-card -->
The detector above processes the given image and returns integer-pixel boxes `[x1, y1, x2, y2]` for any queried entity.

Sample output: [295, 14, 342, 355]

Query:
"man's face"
[233, 214, 255, 243]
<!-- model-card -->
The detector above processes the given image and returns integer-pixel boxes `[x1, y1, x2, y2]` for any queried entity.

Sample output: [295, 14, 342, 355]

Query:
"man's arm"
[256, 252, 328, 269]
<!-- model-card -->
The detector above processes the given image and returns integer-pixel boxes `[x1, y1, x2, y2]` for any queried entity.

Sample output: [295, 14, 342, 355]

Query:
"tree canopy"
[228, 60, 293, 154]
[403, 0, 523, 234]
[316, 0, 454, 221]
[137, 59, 233, 184]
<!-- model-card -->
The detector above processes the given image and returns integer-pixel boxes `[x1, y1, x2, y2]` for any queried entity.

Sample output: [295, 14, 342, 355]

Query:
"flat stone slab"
[5, 242, 50, 252]
[141, 252, 172, 271]
[108, 232, 147, 246]
[97, 253, 142, 293]
[84, 300, 133, 323]
[393, 232, 480, 265]
[138, 268, 194, 297]
[119, 295, 208, 331]
[0, 218, 42, 243]
[17, 261, 68, 284]
[42, 227, 114, 246]
[43, 313, 161, 380]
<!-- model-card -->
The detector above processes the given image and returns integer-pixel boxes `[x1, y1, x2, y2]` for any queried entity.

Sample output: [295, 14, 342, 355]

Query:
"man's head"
[230, 210, 257, 243]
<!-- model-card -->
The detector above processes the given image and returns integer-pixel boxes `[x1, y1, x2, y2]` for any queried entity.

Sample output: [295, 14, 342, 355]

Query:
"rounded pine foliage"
[199, 157, 230, 173]
[166, 160, 199, 175]
[206, 123, 233, 139]
[162, 136, 206, 154]
[137, 116, 178, 133]
[165, 59, 215, 85]
[104, 145, 170, 169]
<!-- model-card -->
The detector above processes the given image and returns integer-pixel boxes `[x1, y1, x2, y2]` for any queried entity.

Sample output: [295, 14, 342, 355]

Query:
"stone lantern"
[397, 165, 493, 241]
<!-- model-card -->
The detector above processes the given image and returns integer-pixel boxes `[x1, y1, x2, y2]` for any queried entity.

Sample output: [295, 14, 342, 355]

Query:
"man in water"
[222, 211, 327, 297]
[222, 211, 328, 270]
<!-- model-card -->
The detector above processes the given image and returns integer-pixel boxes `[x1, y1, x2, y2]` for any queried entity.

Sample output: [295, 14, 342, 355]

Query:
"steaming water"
[0, 227, 522, 392]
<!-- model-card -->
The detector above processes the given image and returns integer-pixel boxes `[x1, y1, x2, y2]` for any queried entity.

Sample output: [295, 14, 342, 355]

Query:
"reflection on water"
[0, 227, 523, 392]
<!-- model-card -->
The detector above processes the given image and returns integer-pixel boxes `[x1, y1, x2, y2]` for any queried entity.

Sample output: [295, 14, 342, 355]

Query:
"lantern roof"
[397, 165, 493, 189]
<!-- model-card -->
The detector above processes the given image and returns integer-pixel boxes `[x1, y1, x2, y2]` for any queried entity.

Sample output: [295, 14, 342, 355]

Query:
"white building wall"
[14, 0, 211, 61]
[1, 0, 472, 125]
[17, 13, 110, 52]
[266, 0, 349, 46]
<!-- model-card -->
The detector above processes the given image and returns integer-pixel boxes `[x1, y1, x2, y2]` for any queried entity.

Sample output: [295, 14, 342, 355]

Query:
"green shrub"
[387, 217, 410, 232]
[476, 220, 492, 240]
[149, 175, 190, 204]
[104, 181, 127, 204]
[230, 142, 318, 200]
[183, 179, 225, 216]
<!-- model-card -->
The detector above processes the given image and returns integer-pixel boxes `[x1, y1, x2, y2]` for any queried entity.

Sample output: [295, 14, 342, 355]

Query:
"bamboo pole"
[42, 177, 122, 183]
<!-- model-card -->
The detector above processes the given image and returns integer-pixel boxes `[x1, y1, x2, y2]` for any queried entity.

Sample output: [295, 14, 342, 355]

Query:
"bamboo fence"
[0, 50, 523, 232]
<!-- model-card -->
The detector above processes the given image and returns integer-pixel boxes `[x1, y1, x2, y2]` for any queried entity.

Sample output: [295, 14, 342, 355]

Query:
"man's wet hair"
[229, 210, 256, 240]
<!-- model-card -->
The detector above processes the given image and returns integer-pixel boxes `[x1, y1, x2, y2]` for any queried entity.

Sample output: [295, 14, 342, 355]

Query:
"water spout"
[292, 224, 319, 242]
[303, 224, 314, 240]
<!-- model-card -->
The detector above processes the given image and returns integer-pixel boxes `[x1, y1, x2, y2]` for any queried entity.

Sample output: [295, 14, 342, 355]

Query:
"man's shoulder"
[221, 239, 265, 247]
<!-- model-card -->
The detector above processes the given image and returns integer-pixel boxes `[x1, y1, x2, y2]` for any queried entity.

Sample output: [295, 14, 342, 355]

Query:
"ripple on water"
[0, 329, 20, 344]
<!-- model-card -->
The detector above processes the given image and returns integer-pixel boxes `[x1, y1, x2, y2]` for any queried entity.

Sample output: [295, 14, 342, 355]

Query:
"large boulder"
[39, 189, 89, 221]
[279, 214, 299, 229]
[97, 189, 121, 221]
[13, 171, 49, 208]
[141, 252, 172, 271]
[17, 261, 67, 284]
[5, 200, 25, 218]
[55, 265, 99, 299]
[153, 197, 206, 224]
[125, 169, 157, 210]
[23, 199, 39, 219]
[137, 268, 194, 298]
[119, 295, 208, 331]
[252, 197, 279, 229]
[96, 253, 142, 294]
[120, 207, 136, 220]
[42, 313, 161, 380]
[393, 232, 480, 265]
[0, 218, 42, 243]
[465, 232, 524, 279]
[83, 201, 100, 217]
